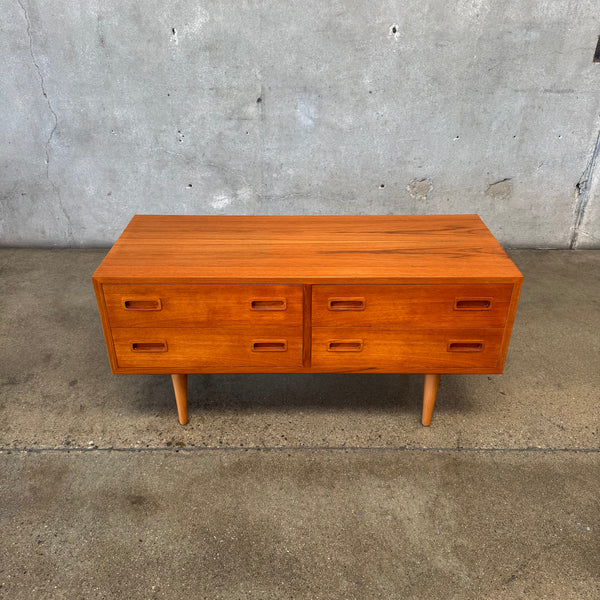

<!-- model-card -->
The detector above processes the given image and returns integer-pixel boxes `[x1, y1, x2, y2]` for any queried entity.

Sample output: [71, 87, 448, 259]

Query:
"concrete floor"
[0, 249, 598, 598]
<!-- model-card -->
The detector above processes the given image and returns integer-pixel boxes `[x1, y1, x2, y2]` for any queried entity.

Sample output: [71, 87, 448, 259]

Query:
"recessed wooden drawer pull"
[131, 341, 167, 352]
[328, 298, 365, 311]
[447, 341, 484, 352]
[252, 340, 287, 352]
[328, 340, 363, 352]
[123, 298, 162, 311]
[250, 298, 286, 310]
[454, 298, 492, 310]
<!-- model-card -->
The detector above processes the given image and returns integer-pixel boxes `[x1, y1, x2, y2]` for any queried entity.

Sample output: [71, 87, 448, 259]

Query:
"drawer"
[311, 328, 504, 369]
[112, 328, 303, 369]
[312, 284, 513, 327]
[104, 284, 303, 328]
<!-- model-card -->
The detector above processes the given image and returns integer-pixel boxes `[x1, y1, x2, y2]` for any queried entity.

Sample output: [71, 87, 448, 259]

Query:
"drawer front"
[112, 328, 303, 369]
[312, 284, 513, 328]
[311, 328, 504, 369]
[104, 284, 303, 328]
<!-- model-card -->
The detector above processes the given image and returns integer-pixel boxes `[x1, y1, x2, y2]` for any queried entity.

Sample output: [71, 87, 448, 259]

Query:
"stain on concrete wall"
[406, 179, 433, 201]
[485, 179, 512, 203]
[0, 0, 599, 247]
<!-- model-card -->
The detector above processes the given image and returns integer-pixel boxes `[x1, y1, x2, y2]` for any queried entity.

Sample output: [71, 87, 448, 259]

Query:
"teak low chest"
[92, 214, 522, 426]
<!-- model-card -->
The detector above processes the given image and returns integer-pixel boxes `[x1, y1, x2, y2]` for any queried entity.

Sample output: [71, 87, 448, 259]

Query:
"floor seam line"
[1, 446, 599, 453]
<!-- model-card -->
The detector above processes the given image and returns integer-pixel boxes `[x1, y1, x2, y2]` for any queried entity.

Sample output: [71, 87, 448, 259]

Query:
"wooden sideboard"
[92, 215, 522, 426]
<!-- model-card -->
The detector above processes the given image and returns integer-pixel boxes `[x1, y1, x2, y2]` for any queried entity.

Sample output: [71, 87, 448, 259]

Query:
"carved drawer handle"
[328, 340, 363, 352]
[447, 341, 484, 352]
[328, 298, 365, 311]
[123, 298, 162, 311]
[250, 298, 287, 310]
[454, 298, 492, 310]
[131, 341, 167, 352]
[252, 340, 287, 352]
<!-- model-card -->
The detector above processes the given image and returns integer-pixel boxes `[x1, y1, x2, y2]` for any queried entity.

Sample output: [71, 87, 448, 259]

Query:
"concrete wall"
[1, 0, 599, 248]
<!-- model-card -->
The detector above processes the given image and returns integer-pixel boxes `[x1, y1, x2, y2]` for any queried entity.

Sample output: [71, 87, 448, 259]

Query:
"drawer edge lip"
[310, 325, 508, 330]
[108, 366, 506, 375]
[98, 281, 306, 288]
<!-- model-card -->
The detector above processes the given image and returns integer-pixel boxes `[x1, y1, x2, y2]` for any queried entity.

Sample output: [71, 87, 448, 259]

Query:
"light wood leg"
[422, 374, 441, 426]
[171, 374, 188, 425]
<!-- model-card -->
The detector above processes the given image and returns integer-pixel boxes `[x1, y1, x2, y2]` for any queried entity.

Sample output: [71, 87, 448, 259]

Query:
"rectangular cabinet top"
[93, 215, 522, 283]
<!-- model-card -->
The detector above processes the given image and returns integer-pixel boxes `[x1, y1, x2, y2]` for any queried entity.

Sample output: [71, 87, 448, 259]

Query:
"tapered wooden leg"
[171, 374, 188, 425]
[422, 374, 441, 426]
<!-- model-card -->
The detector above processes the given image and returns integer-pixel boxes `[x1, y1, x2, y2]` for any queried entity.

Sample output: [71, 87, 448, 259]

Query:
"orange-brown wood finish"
[112, 327, 303, 369]
[422, 374, 441, 426]
[93, 215, 523, 283]
[311, 328, 504, 370]
[171, 374, 188, 425]
[93, 215, 522, 426]
[104, 284, 303, 328]
[312, 284, 512, 328]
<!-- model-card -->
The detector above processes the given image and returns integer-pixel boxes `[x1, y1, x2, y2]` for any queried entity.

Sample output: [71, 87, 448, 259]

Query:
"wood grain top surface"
[93, 215, 522, 283]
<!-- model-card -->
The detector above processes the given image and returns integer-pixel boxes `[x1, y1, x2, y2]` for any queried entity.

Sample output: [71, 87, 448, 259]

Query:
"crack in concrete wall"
[96, 0, 105, 48]
[571, 128, 600, 249]
[17, 0, 73, 243]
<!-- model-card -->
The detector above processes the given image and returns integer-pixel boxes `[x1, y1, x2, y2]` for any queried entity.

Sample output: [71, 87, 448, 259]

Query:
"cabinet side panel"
[92, 279, 119, 373]
[495, 279, 523, 371]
